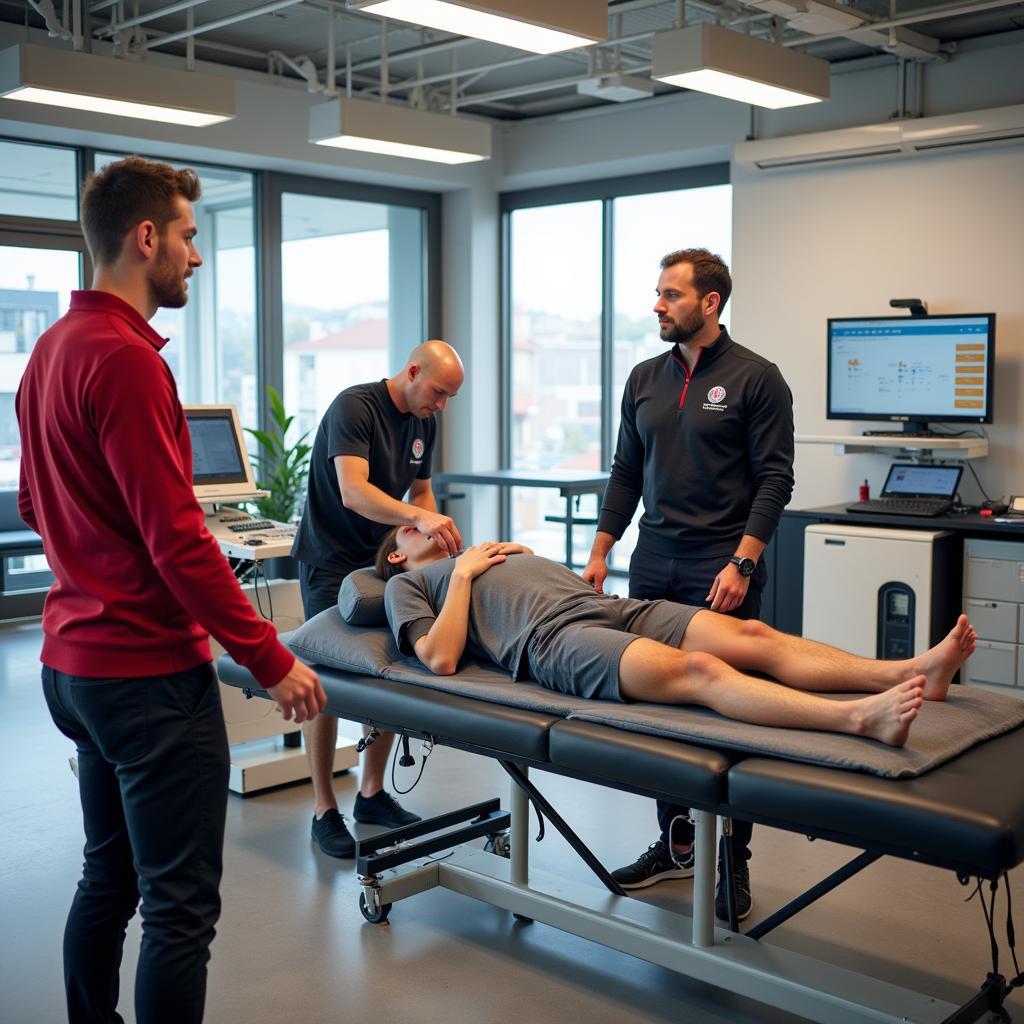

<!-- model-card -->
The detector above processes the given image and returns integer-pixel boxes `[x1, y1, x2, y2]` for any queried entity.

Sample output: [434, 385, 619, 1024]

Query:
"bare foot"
[852, 678, 924, 747]
[913, 615, 977, 701]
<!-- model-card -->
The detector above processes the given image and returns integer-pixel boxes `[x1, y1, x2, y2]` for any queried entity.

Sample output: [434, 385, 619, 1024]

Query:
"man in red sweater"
[16, 156, 326, 1024]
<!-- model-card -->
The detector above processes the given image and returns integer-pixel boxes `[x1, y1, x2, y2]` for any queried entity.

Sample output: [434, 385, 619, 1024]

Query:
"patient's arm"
[412, 543, 506, 675]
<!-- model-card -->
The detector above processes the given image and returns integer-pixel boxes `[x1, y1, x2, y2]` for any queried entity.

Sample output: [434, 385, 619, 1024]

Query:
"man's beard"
[148, 250, 189, 309]
[659, 307, 705, 345]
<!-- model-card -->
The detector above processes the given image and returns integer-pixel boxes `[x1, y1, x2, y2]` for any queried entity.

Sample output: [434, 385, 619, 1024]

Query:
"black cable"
[1005, 872, 1023, 988]
[964, 461, 993, 503]
[390, 735, 433, 795]
[967, 876, 1001, 975]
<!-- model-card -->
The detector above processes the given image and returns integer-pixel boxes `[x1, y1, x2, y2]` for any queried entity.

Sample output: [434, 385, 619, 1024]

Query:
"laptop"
[847, 463, 963, 517]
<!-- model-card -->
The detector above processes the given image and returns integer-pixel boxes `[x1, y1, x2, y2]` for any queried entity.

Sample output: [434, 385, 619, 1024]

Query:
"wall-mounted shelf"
[796, 434, 989, 460]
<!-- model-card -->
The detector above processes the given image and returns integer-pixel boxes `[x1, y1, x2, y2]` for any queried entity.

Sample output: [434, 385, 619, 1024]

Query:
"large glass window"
[280, 192, 425, 440]
[94, 155, 259, 429]
[0, 244, 81, 487]
[609, 184, 732, 569]
[503, 171, 731, 573]
[508, 201, 602, 562]
[0, 140, 79, 221]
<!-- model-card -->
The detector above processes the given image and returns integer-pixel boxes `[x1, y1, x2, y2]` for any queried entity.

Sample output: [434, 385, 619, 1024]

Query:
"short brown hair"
[660, 248, 732, 313]
[374, 526, 405, 581]
[80, 156, 202, 266]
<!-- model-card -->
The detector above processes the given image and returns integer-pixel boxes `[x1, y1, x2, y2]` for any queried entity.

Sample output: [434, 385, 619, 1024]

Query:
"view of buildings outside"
[509, 184, 732, 568]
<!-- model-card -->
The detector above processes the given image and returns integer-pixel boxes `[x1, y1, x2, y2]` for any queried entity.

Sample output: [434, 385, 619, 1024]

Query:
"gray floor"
[2, 617, 1019, 1024]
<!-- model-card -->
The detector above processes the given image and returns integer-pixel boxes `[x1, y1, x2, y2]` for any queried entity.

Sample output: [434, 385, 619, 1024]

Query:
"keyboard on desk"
[847, 498, 954, 517]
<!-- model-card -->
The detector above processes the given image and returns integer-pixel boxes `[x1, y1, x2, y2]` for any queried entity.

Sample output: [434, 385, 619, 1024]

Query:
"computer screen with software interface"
[827, 314, 995, 427]
[183, 405, 259, 499]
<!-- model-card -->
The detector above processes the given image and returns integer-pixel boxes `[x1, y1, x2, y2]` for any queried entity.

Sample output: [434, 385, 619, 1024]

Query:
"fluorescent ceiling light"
[350, 0, 607, 55]
[310, 96, 491, 165]
[0, 43, 235, 126]
[652, 24, 830, 109]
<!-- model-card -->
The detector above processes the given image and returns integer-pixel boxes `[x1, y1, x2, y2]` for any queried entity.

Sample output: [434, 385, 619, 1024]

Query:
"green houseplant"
[245, 386, 312, 524]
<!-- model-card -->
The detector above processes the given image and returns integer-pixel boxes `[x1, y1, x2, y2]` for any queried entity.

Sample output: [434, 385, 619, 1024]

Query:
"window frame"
[498, 163, 731, 543]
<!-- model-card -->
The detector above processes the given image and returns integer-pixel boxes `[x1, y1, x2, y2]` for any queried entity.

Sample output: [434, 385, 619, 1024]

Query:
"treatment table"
[218, 649, 1024, 1024]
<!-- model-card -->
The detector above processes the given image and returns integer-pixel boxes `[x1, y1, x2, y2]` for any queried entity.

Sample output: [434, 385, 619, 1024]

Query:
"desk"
[434, 469, 609, 567]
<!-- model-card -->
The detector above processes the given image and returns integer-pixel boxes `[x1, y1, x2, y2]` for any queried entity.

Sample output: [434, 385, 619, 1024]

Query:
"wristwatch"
[729, 555, 756, 577]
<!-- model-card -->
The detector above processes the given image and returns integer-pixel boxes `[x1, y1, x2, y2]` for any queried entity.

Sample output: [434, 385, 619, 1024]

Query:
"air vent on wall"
[734, 103, 1024, 171]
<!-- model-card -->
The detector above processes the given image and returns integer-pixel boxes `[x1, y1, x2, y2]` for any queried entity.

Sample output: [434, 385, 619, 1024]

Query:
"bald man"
[291, 341, 465, 857]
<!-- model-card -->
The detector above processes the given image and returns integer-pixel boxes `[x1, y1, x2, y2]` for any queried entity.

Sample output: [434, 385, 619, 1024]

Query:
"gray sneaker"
[611, 840, 696, 890]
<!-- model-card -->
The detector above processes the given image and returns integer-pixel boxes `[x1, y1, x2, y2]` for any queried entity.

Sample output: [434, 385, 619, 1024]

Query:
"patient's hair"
[81, 155, 202, 266]
[660, 247, 732, 313]
[374, 526, 406, 581]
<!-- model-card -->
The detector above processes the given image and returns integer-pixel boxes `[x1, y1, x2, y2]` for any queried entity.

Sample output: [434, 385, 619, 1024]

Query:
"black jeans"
[42, 662, 230, 1024]
[629, 546, 767, 859]
[299, 561, 358, 620]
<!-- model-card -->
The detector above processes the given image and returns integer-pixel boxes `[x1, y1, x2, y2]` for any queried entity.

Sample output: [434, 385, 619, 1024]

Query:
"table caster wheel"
[359, 891, 392, 924]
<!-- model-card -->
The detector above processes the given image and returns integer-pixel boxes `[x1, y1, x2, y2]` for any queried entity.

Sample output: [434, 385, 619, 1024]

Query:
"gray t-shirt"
[384, 554, 617, 679]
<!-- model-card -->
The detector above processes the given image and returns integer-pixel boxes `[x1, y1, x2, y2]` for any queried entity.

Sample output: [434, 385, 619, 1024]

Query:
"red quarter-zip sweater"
[16, 290, 294, 689]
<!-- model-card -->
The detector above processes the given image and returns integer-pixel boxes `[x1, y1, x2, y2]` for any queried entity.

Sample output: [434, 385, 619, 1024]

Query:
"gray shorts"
[524, 595, 702, 702]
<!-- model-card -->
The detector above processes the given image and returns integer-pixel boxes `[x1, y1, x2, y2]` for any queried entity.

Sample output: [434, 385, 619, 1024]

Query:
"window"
[0, 243, 82, 487]
[0, 140, 79, 221]
[502, 168, 731, 572]
[508, 201, 602, 562]
[280, 192, 426, 440]
[609, 184, 732, 569]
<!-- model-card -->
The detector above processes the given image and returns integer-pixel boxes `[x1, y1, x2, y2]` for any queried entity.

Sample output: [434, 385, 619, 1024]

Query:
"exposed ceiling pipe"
[95, 0, 216, 38]
[139, 0, 304, 50]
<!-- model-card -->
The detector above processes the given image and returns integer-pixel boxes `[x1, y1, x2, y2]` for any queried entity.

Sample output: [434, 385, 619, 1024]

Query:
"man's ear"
[387, 550, 407, 566]
[703, 290, 721, 316]
[407, 363, 421, 382]
[132, 219, 159, 262]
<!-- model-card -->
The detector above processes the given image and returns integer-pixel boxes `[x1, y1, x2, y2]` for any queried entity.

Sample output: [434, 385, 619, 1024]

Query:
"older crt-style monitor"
[184, 404, 260, 503]
[827, 314, 995, 433]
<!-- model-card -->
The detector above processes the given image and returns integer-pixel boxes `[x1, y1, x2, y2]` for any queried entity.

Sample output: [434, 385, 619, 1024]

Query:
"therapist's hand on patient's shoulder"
[582, 555, 608, 593]
[453, 542, 507, 581]
[412, 508, 462, 556]
[267, 658, 327, 723]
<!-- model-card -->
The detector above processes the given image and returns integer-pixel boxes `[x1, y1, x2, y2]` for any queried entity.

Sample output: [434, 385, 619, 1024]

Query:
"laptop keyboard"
[847, 498, 954, 517]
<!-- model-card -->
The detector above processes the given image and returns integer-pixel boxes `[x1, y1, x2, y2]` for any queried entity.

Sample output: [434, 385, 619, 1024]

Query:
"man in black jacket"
[582, 248, 794, 922]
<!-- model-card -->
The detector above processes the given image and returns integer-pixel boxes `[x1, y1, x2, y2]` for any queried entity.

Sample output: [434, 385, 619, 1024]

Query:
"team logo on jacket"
[412, 438, 425, 460]
[707, 385, 727, 403]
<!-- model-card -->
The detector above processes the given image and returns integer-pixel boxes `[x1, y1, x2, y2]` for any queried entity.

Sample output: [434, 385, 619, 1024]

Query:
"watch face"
[733, 557, 755, 576]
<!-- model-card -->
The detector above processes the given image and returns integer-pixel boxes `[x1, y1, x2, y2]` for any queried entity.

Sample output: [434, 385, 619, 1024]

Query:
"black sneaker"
[715, 853, 752, 922]
[353, 790, 422, 829]
[611, 840, 696, 891]
[311, 809, 356, 858]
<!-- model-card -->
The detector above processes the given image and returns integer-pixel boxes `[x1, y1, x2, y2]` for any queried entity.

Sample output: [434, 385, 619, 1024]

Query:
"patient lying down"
[375, 527, 976, 748]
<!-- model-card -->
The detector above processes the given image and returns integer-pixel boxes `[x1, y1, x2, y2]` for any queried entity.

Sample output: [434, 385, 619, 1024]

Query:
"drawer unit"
[963, 598, 1019, 643]
[963, 539, 1024, 688]
[965, 641, 1019, 688]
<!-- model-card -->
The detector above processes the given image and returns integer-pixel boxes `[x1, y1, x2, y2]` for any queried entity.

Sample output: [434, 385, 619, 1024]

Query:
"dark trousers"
[42, 662, 230, 1024]
[629, 546, 767, 858]
[299, 561, 359, 620]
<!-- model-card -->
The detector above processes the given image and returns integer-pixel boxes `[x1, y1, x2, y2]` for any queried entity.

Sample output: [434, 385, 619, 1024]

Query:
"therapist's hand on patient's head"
[412, 508, 462, 556]
[267, 659, 327, 723]
[453, 542, 507, 581]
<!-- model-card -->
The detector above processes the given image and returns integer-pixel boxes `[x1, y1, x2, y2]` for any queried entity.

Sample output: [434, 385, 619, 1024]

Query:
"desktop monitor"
[183, 404, 260, 502]
[827, 313, 995, 433]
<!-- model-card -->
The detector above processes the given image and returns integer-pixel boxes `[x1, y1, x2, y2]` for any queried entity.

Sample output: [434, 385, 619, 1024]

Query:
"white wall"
[731, 143, 1024, 509]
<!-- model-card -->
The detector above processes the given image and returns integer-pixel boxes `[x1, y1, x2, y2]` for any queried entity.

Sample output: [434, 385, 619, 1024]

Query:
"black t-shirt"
[291, 380, 436, 573]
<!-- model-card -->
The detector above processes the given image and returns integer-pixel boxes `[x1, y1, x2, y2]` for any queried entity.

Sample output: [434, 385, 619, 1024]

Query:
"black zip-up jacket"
[597, 328, 795, 560]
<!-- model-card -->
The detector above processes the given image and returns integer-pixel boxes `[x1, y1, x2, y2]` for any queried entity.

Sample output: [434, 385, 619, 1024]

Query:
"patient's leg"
[679, 612, 975, 701]
[619, 639, 924, 747]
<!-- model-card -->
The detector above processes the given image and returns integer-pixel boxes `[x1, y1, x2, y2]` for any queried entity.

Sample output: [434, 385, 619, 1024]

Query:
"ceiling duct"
[734, 104, 1024, 170]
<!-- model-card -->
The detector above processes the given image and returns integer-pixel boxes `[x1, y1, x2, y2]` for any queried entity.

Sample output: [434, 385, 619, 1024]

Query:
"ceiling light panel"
[0, 44, 236, 126]
[310, 96, 492, 164]
[350, 0, 607, 54]
[652, 24, 830, 109]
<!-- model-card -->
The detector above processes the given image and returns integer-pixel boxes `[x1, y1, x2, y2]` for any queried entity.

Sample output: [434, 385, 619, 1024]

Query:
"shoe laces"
[731, 855, 750, 890]
[639, 841, 670, 870]
[373, 790, 403, 812]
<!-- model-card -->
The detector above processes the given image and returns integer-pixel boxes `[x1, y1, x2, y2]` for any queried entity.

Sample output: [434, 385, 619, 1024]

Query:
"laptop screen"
[881, 463, 963, 499]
